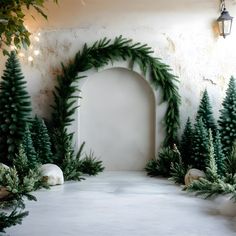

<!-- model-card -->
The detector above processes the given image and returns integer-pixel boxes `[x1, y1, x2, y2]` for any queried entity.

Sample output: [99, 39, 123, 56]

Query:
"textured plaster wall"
[1, 0, 236, 169]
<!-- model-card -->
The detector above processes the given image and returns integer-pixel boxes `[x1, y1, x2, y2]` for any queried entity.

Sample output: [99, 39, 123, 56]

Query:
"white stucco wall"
[1, 0, 236, 170]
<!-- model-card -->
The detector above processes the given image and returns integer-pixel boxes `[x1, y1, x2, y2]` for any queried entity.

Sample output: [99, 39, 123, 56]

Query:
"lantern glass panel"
[223, 19, 232, 35]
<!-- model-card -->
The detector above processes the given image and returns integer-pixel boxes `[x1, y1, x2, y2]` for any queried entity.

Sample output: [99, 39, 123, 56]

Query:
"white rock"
[0, 163, 9, 170]
[40, 164, 64, 186]
[184, 168, 206, 186]
[215, 194, 236, 217]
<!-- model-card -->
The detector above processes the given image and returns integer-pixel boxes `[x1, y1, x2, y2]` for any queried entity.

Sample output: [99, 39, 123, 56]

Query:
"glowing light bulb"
[10, 45, 16, 51]
[18, 52, 25, 58]
[34, 36, 40, 42]
[28, 56, 33, 62]
[34, 50, 40, 56]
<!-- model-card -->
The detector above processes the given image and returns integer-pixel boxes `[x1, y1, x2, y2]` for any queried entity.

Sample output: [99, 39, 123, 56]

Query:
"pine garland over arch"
[51, 36, 181, 162]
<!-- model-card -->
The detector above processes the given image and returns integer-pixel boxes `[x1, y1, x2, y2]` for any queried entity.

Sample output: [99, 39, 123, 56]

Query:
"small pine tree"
[219, 77, 236, 156]
[180, 117, 193, 167]
[214, 130, 225, 175]
[0, 52, 31, 164]
[170, 144, 187, 184]
[205, 130, 219, 182]
[13, 144, 29, 179]
[196, 89, 217, 136]
[22, 124, 38, 169]
[31, 116, 53, 164]
[191, 118, 209, 171]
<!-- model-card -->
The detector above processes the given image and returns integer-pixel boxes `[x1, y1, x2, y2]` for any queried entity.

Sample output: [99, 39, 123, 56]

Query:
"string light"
[18, 29, 42, 64]
[18, 52, 25, 58]
[10, 45, 17, 51]
[34, 50, 40, 56]
[28, 56, 33, 62]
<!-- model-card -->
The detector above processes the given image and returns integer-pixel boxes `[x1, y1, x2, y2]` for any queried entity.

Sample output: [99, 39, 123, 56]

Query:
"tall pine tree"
[214, 130, 225, 175]
[180, 117, 193, 168]
[196, 89, 217, 136]
[218, 77, 236, 157]
[0, 52, 31, 165]
[31, 116, 53, 164]
[22, 124, 38, 169]
[191, 118, 209, 171]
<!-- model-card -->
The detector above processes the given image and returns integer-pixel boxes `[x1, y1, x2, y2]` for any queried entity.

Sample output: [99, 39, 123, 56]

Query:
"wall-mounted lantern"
[217, 0, 233, 38]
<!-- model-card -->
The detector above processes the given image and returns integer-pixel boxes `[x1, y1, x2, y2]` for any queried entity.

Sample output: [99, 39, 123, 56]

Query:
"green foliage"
[191, 118, 209, 171]
[61, 140, 84, 181]
[196, 89, 217, 136]
[219, 76, 236, 157]
[205, 130, 219, 182]
[225, 142, 236, 178]
[145, 147, 179, 177]
[80, 151, 105, 176]
[214, 130, 225, 175]
[12, 144, 47, 194]
[0, 52, 31, 164]
[51, 36, 180, 164]
[185, 178, 236, 198]
[184, 130, 236, 198]
[31, 116, 53, 164]
[0, 165, 39, 202]
[180, 117, 193, 168]
[0, 0, 58, 54]
[51, 128, 73, 166]
[169, 145, 187, 184]
[0, 206, 28, 233]
[145, 159, 159, 177]
[22, 124, 38, 169]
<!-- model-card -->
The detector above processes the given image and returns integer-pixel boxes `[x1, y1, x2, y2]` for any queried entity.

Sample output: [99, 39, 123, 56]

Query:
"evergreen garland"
[180, 117, 193, 168]
[0, 52, 31, 164]
[219, 77, 236, 157]
[196, 89, 217, 136]
[51, 36, 181, 163]
[31, 116, 53, 164]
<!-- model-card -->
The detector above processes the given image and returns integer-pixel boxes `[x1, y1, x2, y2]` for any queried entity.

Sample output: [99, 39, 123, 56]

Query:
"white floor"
[6, 171, 236, 236]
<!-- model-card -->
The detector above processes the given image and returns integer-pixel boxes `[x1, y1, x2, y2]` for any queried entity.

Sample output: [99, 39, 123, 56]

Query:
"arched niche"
[68, 64, 168, 170]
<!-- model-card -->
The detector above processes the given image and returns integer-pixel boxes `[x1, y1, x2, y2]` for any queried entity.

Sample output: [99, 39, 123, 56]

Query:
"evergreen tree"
[191, 118, 209, 171]
[22, 124, 38, 169]
[214, 130, 225, 175]
[219, 77, 236, 156]
[196, 89, 217, 136]
[225, 141, 236, 177]
[185, 131, 235, 198]
[31, 116, 53, 164]
[206, 130, 219, 182]
[180, 117, 193, 167]
[0, 52, 31, 165]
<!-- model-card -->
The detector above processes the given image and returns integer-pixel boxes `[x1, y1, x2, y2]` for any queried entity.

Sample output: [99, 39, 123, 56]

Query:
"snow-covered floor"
[6, 171, 236, 236]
